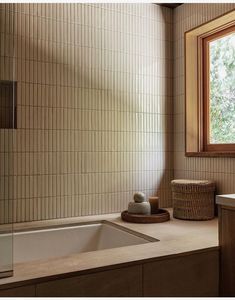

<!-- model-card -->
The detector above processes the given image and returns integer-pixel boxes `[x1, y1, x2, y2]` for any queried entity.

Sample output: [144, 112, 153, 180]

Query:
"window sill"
[186, 152, 235, 158]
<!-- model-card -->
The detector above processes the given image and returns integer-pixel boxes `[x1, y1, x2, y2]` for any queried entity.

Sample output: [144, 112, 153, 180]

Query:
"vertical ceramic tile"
[0, 3, 175, 223]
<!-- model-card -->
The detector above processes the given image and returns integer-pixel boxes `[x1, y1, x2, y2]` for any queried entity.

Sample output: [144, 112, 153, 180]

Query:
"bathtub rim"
[10, 220, 159, 243]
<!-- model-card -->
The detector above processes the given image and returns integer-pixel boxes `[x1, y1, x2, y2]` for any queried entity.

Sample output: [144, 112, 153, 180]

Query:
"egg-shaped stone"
[133, 192, 146, 203]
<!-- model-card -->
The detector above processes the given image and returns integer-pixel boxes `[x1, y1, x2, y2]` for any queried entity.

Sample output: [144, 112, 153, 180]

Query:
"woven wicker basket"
[171, 179, 216, 220]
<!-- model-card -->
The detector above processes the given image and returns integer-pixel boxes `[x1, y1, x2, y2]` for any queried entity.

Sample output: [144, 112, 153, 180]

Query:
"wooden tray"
[121, 209, 170, 224]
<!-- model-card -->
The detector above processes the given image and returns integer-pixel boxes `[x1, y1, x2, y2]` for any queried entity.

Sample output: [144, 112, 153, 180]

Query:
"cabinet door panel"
[0, 285, 35, 297]
[220, 208, 235, 296]
[143, 251, 219, 297]
[36, 265, 142, 297]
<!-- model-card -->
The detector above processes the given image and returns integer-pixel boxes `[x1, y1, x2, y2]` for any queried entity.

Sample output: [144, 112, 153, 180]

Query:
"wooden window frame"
[203, 25, 235, 153]
[185, 9, 235, 157]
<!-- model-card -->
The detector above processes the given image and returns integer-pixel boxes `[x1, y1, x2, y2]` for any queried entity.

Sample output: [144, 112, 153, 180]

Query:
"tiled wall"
[173, 4, 235, 194]
[0, 4, 173, 223]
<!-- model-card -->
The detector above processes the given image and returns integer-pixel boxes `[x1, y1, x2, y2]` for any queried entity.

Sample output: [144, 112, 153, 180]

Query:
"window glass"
[209, 31, 235, 144]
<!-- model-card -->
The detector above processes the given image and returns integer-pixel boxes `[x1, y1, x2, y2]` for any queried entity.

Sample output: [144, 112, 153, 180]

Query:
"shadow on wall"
[152, 8, 173, 207]
[0, 3, 174, 223]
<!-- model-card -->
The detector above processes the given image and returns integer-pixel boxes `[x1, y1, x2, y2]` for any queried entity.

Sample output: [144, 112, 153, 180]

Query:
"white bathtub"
[13, 222, 156, 264]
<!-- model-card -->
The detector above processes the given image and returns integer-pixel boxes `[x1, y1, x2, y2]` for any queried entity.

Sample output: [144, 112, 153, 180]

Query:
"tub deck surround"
[0, 209, 218, 290]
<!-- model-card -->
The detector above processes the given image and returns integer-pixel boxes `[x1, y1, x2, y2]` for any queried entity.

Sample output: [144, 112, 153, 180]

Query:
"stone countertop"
[0, 209, 218, 289]
[216, 194, 235, 207]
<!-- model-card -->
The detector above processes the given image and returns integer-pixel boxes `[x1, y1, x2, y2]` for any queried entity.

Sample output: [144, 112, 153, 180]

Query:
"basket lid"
[171, 179, 215, 191]
[171, 179, 215, 185]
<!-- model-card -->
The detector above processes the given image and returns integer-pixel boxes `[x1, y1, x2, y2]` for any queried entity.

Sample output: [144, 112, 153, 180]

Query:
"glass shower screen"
[0, 3, 15, 278]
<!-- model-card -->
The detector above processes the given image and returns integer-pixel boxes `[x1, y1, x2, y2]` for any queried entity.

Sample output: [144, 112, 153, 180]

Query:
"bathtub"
[13, 221, 157, 264]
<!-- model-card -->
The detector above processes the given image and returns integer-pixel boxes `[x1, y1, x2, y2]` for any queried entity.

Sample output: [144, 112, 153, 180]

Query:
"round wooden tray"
[121, 209, 170, 224]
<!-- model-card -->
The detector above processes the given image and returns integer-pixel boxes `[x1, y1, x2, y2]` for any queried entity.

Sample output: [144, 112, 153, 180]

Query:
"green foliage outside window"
[210, 32, 235, 144]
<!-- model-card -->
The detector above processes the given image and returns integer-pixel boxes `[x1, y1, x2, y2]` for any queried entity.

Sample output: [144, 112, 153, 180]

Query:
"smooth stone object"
[149, 197, 159, 214]
[133, 192, 146, 203]
[128, 201, 151, 215]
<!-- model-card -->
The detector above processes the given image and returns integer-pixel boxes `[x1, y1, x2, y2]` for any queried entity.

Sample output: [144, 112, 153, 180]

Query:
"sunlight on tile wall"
[173, 3, 235, 195]
[0, 3, 173, 223]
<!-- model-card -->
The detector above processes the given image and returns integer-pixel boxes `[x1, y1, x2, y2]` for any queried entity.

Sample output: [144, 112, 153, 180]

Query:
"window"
[185, 9, 235, 156]
[203, 26, 235, 152]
